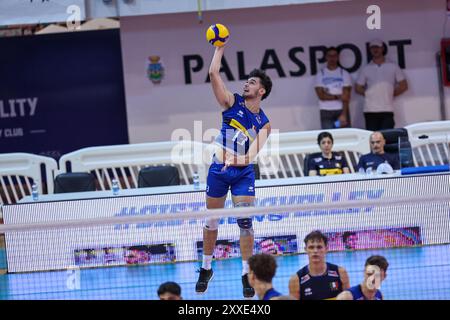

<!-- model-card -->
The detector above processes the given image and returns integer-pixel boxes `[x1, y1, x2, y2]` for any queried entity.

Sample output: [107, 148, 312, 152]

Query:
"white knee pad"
[204, 218, 219, 230]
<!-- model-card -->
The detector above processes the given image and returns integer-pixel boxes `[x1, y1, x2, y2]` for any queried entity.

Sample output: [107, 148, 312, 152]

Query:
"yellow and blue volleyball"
[206, 23, 230, 47]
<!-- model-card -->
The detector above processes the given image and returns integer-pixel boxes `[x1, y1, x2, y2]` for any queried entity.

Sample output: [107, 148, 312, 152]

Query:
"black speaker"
[54, 172, 96, 193]
[138, 166, 180, 188]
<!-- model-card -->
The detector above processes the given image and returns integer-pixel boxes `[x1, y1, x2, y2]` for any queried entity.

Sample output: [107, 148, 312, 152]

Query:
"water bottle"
[366, 167, 373, 175]
[334, 120, 341, 128]
[193, 172, 200, 190]
[358, 167, 365, 175]
[31, 183, 39, 201]
[112, 179, 120, 196]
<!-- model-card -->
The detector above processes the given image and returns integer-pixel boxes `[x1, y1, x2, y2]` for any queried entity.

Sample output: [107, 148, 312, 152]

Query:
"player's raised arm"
[245, 122, 271, 164]
[224, 122, 271, 167]
[209, 46, 235, 109]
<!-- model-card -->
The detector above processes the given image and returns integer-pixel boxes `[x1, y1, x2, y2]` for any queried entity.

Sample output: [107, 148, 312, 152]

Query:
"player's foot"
[242, 273, 255, 298]
[195, 268, 214, 294]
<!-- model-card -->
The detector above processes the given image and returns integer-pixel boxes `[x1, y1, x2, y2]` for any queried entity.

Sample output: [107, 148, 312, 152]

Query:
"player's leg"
[196, 163, 229, 294]
[380, 112, 395, 130]
[232, 195, 255, 260]
[320, 110, 335, 129]
[202, 195, 227, 265]
[231, 165, 257, 298]
[232, 195, 256, 298]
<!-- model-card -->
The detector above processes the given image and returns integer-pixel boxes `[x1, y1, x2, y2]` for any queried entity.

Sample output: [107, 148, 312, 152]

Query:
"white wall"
[0, 0, 347, 26]
[115, 0, 343, 17]
[0, 0, 86, 26]
[120, 0, 448, 143]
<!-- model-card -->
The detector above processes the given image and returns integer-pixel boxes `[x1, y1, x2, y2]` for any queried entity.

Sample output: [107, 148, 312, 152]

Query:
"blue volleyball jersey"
[347, 285, 383, 300]
[215, 94, 269, 156]
[297, 263, 343, 300]
[262, 288, 282, 300]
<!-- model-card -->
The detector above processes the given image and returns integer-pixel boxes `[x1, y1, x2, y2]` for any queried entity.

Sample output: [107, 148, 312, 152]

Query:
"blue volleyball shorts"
[206, 162, 255, 198]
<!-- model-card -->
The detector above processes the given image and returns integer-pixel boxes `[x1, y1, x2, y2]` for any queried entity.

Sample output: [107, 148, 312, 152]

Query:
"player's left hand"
[221, 153, 248, 171]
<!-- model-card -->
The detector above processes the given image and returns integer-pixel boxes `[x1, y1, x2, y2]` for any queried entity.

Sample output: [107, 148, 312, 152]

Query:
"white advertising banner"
[3, 173, 450, 273]
[120, 0, 447, 144]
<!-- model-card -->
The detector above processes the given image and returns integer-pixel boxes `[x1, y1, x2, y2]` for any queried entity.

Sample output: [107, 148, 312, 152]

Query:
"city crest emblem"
[147, 55, 164, 84]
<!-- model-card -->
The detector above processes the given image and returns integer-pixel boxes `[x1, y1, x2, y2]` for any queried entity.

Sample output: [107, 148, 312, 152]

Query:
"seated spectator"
[308, 132, 350, 176]
[357, 131, 400, 172]
[157, 281, 182, 300]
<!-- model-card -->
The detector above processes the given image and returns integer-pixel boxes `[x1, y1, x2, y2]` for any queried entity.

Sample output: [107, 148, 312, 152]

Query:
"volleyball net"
[0, 175, 450, 300]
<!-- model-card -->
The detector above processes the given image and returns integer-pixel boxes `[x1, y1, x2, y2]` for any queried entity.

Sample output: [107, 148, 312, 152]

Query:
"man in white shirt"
[315, 47, 352, 129]
[355, 39, 408, 131]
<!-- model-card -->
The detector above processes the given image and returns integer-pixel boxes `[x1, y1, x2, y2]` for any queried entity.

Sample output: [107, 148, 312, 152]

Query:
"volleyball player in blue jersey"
[248, 254, 283, 300]
[195, 44, 272, 298]
[289, 231, 350, 300]
[337, 255, 388, 300]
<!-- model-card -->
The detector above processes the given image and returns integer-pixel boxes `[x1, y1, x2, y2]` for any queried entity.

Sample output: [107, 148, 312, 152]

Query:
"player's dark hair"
[317, 131, 334, 145]
[248, 253, 277, 283]
[326, 46, 339, 55]
[248, 69, 272, 100]
[157, 281, 181, 296]
[304, 230, 328, 246]
[365, 255, 389, 272]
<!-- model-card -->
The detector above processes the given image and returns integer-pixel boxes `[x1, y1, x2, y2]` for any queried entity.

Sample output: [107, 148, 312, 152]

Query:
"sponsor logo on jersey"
[300, 274, 311, 284]
[304, 287, 313, 296]
[328, 270, 339, 277]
